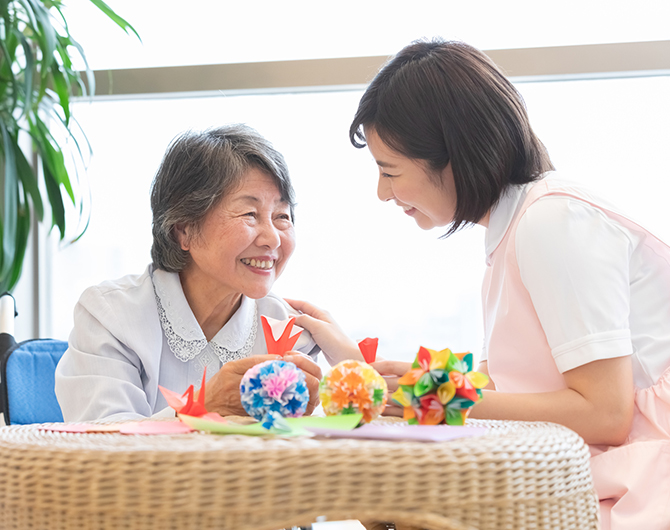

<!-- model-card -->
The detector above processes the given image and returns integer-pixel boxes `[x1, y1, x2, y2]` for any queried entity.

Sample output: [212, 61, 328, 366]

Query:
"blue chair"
[0, 293, 67, 425]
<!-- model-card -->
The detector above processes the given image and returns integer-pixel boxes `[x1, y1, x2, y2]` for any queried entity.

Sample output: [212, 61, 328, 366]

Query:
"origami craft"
[240, 359, 310, 429]
[158, 368, 227, 422]
[358, 337, 378, 364]
[391, 347, 488, 426]
[319, 360, 388, 424]
[261, 315, 303, 356]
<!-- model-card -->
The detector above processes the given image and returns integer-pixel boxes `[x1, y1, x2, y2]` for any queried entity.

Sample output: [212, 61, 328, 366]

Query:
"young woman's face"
[178, 168, 295, 300]
[365, 129, 457, 231]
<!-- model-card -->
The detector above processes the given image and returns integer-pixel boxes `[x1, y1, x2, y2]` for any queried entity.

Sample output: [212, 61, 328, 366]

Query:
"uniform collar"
[151, 268, 257, 362]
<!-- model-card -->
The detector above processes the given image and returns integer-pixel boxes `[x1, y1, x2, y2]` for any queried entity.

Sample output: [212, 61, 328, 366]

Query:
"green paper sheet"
[179, 413, 363, 437]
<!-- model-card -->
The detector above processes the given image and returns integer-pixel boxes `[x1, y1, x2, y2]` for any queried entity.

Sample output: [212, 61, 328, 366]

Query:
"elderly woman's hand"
[285, 298, 364, 365]
[283, 353, 322, 415]
[204, 354, 323, 417]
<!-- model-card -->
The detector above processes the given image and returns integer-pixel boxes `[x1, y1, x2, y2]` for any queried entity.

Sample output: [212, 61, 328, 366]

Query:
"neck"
[179, 269, 242, 341]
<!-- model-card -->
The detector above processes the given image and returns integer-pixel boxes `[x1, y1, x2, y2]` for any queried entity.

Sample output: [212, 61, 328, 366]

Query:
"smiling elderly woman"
[55, 124, 325, 422]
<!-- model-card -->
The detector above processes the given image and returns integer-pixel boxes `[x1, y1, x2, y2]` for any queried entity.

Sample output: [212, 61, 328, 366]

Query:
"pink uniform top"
[483, 178, 670, 529]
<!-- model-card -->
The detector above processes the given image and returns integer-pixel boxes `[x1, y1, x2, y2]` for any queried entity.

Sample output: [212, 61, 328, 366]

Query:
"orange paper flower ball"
[319, 360, 388, 423]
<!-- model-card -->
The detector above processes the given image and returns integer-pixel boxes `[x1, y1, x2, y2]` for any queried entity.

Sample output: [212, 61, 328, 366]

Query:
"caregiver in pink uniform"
[294, 39, 670, 528]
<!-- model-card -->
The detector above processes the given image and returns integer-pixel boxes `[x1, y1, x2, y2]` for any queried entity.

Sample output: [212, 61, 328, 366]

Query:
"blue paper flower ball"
[240, 360, 309, 428]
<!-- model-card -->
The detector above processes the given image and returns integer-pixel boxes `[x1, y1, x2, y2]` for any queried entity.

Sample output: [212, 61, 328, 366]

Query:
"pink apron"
[483, 179, 670, 529]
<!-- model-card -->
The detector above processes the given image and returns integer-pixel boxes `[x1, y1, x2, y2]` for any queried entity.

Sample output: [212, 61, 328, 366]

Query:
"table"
[0, 418, 599, 530]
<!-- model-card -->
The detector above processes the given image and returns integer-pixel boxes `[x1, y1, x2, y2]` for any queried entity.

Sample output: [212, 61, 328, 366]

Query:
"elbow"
[592, 404, 634, 446]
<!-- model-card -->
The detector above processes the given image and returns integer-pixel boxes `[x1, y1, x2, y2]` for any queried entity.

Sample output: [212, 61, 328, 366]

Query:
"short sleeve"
[515, 197, 634, 372]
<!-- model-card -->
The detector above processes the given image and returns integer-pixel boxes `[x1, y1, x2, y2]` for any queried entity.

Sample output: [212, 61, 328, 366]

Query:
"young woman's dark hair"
[349, 39, 554, 234]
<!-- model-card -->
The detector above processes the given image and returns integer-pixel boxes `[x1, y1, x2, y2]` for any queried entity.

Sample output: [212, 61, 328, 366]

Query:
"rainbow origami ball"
[391, 347, 489, 426]
[319, 360, 388, 424]
[240, 360, 309, 428]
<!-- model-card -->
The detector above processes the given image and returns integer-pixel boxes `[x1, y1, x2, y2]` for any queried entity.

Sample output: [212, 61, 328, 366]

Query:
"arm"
[469, 356, 634, 446]
[55, 287, 157, 422]
[284, 298, 364, 365]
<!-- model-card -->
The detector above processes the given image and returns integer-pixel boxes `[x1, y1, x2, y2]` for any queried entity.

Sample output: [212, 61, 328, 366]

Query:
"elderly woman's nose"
[256, 220, 282, 248]
[377, 175, 393, 202]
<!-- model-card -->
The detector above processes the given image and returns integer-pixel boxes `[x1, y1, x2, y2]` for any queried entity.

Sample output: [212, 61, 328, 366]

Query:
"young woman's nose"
[377, 175, 394, 202]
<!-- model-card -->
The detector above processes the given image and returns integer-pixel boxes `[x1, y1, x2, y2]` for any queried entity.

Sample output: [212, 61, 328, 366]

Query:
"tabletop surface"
[0, 418, 600, 530]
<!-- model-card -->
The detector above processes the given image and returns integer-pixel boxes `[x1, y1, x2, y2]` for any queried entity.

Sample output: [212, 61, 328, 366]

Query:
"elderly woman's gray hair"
[150, 124, 296, 272]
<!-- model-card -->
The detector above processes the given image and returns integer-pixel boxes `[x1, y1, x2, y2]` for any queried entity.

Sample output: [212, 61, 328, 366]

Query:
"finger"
[382, 404, 404, 417]
[371, 360, 411, 377]
[228, 355, 281, 375]
[284, 298, 331, 321]
[382, 375, 400, 394]
[285, 353, 323, 381]
[304, 373, 321, 415]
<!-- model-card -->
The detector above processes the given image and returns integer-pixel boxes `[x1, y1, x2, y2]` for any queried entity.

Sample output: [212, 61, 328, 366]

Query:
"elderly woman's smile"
[177, 167, 296, 309]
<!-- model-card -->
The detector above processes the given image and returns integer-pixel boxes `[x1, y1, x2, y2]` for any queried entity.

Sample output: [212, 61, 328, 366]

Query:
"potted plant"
[0, 0, 138, 292]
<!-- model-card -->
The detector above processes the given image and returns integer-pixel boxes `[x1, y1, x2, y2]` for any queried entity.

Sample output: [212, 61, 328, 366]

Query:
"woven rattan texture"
[0, 418, 599, 530]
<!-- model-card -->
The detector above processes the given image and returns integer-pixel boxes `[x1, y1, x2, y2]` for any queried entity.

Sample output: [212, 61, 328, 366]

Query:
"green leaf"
[6, 190, 31, 290]
[32, 114, 74, 203]
[88, 0, 141, 42]
[14, 139, 44, 221]
[50, 62, 70, 123]
[42, 157, 65, 238]
[17, 33, 35, 116]
[0, 120, 18, 281]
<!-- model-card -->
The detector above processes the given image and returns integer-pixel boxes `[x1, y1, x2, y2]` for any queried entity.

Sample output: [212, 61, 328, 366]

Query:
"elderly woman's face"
[179, 168, 295, 300]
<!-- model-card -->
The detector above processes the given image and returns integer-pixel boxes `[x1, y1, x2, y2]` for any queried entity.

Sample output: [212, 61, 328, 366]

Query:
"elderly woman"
[55, 124, 340, 422]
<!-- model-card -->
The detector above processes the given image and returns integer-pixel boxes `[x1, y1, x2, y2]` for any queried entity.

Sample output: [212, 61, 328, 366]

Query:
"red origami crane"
[158, 368, 226, 422]
[261, 315, 303, 356]
[358, 337, 378, 363]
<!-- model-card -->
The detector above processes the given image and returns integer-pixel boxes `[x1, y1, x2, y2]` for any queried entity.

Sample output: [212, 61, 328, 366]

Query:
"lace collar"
[151, 268, 257, 364]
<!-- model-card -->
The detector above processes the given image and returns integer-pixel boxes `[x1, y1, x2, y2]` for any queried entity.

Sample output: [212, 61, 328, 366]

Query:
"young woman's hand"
[371, 360, 412, 417]
[204, 354, 322, 417]
[285, 298, 364, 365]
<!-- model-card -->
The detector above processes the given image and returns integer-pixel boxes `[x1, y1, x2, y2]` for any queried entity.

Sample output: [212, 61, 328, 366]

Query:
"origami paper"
[319, 360, 388, 423]
[358, 337, 378, 363]
[261, 315, 303, 356]
[39, 424, 122, 433]
[158, 368, 229, 423]
[180, 412, 363, 437]
[392, 347, 489, 426]
[119, 421, 195, 435]
[240, 359, 310, 429]
[306, 423, 488, 443]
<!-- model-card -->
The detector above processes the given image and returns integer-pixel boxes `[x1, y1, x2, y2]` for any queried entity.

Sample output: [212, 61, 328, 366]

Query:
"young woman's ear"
[174, 223, 191, 251]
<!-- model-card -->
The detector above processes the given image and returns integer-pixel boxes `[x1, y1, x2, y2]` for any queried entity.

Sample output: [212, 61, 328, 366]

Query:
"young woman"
[292, 40, 670, 529]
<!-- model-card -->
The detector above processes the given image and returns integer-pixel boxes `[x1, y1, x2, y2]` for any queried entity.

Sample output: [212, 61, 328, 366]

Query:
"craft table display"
[0, 418, 599, 530]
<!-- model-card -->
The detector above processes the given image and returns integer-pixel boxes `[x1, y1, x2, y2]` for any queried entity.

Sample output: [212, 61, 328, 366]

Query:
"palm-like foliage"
[0, 0, 138, 291]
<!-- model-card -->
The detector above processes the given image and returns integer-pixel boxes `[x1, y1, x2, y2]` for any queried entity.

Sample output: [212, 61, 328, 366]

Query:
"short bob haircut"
[349, 39, 554, 234]
[151, 124, 295, 272]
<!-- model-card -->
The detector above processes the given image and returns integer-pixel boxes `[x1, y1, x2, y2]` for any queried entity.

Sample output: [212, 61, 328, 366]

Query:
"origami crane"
[159, 368, 227, 422]
[261, 315, 303, 356]
[358, 337, 378, 363]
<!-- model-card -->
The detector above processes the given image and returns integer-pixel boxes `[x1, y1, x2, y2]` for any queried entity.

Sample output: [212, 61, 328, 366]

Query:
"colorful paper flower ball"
[391, 347, 489, 426]
[240, 360, 309, 428]
[319, 360, 388, 424]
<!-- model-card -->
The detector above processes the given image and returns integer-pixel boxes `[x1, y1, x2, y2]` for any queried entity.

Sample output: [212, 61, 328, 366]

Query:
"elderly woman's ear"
[174, 223, 191, 251]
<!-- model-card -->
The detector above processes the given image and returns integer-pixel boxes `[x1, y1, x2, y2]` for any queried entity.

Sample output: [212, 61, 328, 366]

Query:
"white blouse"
[484, 174, 670, 389]
[55, 265, 318, 421]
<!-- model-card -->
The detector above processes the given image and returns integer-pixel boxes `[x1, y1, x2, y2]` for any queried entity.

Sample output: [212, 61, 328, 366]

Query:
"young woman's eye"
[381, 172, 397, 179]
